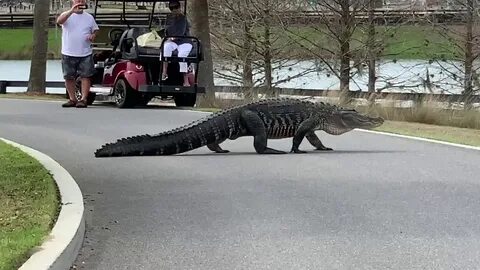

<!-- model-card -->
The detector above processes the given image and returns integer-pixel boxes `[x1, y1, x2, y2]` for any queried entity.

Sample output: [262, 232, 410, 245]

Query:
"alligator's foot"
[315, 146, 333, 151]
[207, 143, 230, 153]
[259, 147, 287, 154]
[290, 148, 308, 154]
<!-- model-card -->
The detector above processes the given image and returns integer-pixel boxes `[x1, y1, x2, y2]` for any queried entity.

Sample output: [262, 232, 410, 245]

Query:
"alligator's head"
[321, 107, 384, 135]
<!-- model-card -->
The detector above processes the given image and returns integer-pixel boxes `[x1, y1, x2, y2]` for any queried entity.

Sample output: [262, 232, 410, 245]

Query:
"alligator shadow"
[90, 103, 176, 110]
[177, 149, 403, 157]
[91, 102, 203, 111]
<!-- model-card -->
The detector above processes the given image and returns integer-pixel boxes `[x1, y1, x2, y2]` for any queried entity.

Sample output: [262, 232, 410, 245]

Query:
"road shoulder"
[1, 138, 85, 270]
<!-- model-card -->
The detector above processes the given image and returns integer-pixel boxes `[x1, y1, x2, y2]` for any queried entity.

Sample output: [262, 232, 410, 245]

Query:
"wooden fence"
[0, 12, 167, 28]
[1, 80, 478, 105]
[0, 8, 471, 28]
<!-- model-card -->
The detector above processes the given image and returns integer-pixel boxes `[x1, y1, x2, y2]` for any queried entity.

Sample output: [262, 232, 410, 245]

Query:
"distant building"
[302, 0, 457, 11]
[381, 0, 429, 9]
[382, 0, 465, 9]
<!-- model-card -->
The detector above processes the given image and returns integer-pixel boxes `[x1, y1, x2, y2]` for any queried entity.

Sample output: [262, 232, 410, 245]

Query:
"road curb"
[357, 129, 480, 151]
[0, 138, 85, 270]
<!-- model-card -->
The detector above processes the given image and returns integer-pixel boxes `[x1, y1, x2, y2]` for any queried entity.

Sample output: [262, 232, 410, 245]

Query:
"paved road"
[1, 98, 480, 270]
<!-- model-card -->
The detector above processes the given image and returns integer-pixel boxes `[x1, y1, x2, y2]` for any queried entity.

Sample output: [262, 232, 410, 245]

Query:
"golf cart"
[67, 0, 205, 108]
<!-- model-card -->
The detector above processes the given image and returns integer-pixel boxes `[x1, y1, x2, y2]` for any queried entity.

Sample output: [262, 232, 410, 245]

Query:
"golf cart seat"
[119, 28, 202, 63]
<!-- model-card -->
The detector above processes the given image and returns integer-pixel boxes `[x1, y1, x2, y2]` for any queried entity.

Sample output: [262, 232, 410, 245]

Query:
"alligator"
[94, 97, 384, 157]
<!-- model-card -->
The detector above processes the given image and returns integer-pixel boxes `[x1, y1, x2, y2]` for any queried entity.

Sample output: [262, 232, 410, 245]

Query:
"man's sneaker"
[76, 100, 87, 108]
[62, 100, 76, 108]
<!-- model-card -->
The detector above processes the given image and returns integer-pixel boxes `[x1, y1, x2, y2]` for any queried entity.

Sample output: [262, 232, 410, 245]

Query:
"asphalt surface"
[1, 98, 480, 270]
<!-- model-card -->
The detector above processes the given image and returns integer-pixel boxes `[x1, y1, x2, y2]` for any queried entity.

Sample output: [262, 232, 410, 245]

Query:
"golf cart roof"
[92, 0, 186, 28]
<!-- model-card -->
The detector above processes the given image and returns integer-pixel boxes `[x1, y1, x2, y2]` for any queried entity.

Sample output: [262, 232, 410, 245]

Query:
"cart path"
[1, 99, 480, 270]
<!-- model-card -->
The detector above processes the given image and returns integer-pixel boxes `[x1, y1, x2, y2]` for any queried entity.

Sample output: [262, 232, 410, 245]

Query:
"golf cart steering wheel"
[109, 28, 125, 47]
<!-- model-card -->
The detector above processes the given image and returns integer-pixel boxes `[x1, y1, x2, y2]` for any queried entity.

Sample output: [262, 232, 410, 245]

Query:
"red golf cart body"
[71, 0, 205, 108]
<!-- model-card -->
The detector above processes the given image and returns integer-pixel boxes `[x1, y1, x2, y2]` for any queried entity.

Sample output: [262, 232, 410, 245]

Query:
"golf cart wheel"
[114, 78, 135, 108]
[174, 94, 197, 107]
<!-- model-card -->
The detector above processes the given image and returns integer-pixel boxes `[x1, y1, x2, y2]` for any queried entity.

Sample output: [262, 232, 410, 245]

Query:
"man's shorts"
[61, 54, 95, 80]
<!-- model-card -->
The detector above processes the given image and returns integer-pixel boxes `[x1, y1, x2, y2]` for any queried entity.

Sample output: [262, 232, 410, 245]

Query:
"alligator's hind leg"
[207, 143, 230, 153]
[241, 110, 286, 154]
[291, 119, 317, 153]
[306, 131, 333, 151]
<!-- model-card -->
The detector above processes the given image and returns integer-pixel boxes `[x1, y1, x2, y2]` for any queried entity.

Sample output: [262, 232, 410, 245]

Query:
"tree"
[209, 0, 316, 99]
[280, 0, 369, 104]
[27, 0, 50, 94]
[366, 0, 377, 94]
[209, 0, 255, 92]
[357, 1, 424, 102]
[423, 0, 480, 109]
[187, 0, 216, 106]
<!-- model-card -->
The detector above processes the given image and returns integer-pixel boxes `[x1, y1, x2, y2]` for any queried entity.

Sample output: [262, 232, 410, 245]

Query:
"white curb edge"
[0, 138, 85, 270]
[192, 110, 480, 151]
[356, 129, 480, 151]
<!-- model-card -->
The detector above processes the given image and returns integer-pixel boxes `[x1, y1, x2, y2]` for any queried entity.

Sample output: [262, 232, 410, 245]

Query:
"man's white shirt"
[61, 12, 99, 57]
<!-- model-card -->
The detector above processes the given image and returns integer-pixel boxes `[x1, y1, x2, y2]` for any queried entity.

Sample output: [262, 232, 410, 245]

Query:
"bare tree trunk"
[263, 6, 273, 97]
[27, 0, 50, 94]
[188, 0, 216, 106]
[367, 0, 376, 94]
[242, 21, 253, 89]
[464, 0, 474, 109]
[365, 0, 377, 107]
[339, 0, 352, 103]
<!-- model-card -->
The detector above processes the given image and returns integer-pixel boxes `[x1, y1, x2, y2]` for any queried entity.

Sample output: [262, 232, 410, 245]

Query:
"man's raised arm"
[56, 3, 82, 25]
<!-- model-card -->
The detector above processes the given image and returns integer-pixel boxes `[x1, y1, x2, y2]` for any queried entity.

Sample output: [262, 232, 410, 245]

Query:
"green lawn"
[0, 24, 457, 60]
[274, 24, 456, 60]
[0, 140, 59, 270]
[0, 28, 62, 59]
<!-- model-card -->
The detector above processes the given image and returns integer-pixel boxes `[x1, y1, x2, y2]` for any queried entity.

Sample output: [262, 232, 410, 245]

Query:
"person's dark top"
[165, 13, 190, 45]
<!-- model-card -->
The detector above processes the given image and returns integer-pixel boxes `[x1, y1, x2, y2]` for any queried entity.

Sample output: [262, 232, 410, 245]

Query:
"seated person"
[161, 0, 192, 86]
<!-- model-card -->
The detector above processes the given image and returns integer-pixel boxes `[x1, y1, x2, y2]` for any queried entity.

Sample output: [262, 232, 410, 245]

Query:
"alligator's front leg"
[207, 143, 230, 153]
[241, 110, 286, 154]
[291, 119, 317, 153]
[306, 131, 333, 151]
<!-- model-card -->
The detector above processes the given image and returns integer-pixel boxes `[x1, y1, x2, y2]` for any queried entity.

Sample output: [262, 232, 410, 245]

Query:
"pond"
[0, 59, 469, 95]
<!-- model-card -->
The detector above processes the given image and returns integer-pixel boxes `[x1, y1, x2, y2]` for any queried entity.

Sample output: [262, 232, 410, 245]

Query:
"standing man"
[56, 0, 99, 108]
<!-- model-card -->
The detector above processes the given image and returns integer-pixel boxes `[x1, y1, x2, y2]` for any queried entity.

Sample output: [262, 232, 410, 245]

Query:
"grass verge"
[358, 103, 480, 130]
[0, 140, 59, 270]
[373, 120, 480, 147]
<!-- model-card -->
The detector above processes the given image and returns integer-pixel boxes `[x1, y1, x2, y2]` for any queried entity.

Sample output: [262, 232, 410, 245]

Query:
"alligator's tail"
[94, 115, 230, 157]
